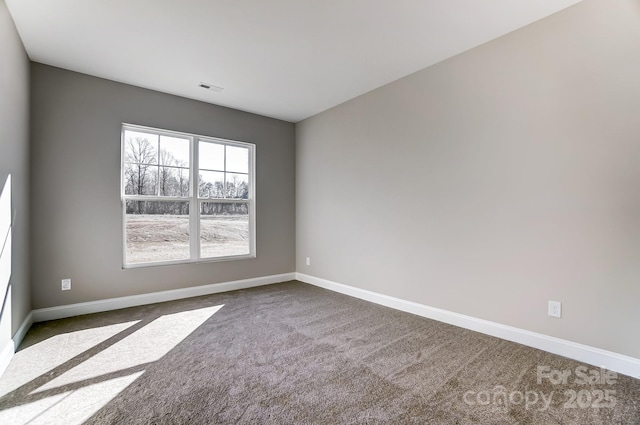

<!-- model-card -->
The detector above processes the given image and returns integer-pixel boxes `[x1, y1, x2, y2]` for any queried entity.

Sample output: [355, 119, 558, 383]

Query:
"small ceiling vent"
[199, 82, 224, 92]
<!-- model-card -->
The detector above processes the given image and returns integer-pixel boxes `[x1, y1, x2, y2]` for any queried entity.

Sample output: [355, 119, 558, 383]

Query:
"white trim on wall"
[4, 272, 639, 381]
[32, 273, 295, 323]
[12, 311, 33, 349]
[0, 340, 14, 378]
[0, 311, 31, 378]
[296, 272, 640, 380]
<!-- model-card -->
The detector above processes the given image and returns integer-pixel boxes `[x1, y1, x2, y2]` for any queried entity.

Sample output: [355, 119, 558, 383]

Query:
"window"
[121, 124, 255, 267]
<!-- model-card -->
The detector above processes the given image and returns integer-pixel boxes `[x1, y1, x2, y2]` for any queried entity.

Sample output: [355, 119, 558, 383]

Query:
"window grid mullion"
[196, 198, 250, 203]
[123, 196, 190, 202]
[191, 136, 199, 259]
[156, 135, 161, 196]
[223, 145, 227, 199]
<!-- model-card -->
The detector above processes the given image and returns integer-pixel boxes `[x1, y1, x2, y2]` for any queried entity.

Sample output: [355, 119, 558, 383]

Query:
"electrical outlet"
[548, 300, 561, 318]
[306, 257, 311, 266]
[61, 278, 71, 291]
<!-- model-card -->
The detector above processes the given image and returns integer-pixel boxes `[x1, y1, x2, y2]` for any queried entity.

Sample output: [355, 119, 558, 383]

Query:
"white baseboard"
[0, 339, 14, 378]
[296, 273, 640, 380]
[12, 310, 33, 349]
[6, 272, 639, 380]
[0, 311, 32, 378]
[32, 272, 296, 323]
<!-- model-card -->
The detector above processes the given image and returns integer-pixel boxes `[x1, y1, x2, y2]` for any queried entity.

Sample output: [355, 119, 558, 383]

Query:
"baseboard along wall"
[0, 339, 15, 379]
[295, 273, 640, 380]
[30, 273, 296, 323]
[4, 271, 639, 381]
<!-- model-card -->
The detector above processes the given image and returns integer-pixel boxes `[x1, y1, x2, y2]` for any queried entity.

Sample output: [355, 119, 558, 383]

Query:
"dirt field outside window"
[125, 214, 249, 264]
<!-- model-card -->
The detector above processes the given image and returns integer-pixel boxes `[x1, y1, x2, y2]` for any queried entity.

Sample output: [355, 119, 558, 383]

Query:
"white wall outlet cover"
[548, 300, 561, 318]
[61, 278, 71, 291]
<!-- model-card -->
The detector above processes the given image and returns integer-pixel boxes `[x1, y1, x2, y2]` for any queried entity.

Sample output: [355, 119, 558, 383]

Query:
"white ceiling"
[6, 0, 583, 123]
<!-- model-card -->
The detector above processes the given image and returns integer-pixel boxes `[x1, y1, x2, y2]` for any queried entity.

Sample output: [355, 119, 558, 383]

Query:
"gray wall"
[0, 0, 30, 339]
[296, 0, 640, 358]
[30, 64, 295, 309]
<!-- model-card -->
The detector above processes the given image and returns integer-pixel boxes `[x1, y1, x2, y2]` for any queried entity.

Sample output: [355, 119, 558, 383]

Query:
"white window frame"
[121, 123, 256, 268]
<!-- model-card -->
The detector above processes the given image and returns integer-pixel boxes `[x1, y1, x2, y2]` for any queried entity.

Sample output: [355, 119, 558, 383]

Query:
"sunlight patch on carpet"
[34, 304, 223, 393]
[0, 371, 144, 425]
[0, 321, 140, 396]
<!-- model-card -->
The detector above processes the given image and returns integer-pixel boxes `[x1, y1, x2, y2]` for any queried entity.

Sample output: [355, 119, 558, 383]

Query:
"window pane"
[199, 141, 224, 171]
[122, 125, 255, 267]
[200, 202, 249, 258]
[225, 173, 249, 199]
[124, 130, 158, 165]
[226, 145, 249, 173]
[125, 200, 190, 265]
[158, 166, 190, 197]
[123, 163, 157, 195]
[199, 170, 224, 198]
[159, 135, 190, 167]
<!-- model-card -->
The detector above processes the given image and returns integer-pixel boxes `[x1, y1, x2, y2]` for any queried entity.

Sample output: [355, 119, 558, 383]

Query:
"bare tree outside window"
[124, 136, 157, 196]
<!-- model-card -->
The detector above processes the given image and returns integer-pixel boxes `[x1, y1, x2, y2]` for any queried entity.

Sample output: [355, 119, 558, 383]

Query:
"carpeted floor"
[0, 281, 638, 424]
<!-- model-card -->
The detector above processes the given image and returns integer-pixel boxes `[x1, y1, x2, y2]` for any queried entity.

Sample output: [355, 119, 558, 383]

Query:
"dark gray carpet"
[1, 281, 639, 424]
